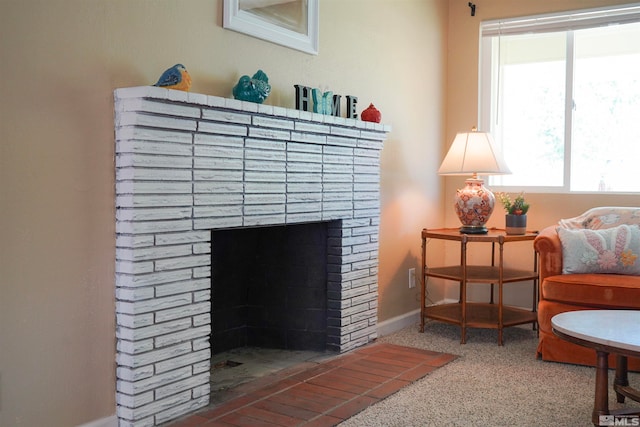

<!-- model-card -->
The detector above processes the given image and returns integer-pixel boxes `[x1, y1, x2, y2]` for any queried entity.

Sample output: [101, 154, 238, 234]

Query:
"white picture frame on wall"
[223, 0, 319, 55]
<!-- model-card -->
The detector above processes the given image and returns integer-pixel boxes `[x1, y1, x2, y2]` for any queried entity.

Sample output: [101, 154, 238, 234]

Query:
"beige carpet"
[339, 321, 640, 427]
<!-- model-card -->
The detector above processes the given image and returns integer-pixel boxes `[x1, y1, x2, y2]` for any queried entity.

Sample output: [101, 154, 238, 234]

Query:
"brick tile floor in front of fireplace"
[163, 342, 456, 427]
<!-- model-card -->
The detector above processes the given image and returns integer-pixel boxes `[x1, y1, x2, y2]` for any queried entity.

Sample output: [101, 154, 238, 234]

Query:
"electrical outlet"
[408, 268, 416, 288]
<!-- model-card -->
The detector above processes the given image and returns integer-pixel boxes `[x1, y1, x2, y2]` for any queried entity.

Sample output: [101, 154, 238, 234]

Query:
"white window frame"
[479, 3, 640, 194]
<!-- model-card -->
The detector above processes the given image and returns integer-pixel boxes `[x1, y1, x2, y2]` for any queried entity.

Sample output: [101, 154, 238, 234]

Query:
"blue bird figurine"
[153, 64, 192, 92]
[232, 70, 271, 104]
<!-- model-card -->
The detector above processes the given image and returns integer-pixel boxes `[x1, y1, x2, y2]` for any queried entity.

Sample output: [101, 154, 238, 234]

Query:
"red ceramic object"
[361, 103, 382, 123]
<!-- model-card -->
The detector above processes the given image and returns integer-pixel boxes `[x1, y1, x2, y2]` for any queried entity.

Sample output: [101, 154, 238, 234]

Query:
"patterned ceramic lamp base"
[454, 178, 495, 234]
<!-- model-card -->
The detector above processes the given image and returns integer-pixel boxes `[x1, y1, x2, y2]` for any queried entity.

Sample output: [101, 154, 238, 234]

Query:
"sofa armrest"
[534, 225, 563, 282]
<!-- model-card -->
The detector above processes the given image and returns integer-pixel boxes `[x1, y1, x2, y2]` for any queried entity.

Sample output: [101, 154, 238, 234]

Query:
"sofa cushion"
[558, 224, 640, 275]
[558, 206, 640, 230]
[541, 273, 640, 308]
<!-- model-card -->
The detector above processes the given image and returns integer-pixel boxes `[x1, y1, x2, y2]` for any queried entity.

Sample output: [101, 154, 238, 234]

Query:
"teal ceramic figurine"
[232, 70, 271, 104]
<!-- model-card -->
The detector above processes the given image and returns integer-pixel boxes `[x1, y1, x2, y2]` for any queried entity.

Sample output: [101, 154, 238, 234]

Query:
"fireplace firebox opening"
[211, 222, 331, 356]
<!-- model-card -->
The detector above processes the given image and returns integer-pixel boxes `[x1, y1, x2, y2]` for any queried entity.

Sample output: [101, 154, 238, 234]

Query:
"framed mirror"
[223, 0, 319, 55]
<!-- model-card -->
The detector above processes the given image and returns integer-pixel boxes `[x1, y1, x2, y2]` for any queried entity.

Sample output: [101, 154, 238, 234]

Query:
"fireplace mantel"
[114, 86, 390, 425]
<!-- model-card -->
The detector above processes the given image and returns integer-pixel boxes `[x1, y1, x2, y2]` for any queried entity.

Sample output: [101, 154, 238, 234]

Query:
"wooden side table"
[420, 228, 539, 345]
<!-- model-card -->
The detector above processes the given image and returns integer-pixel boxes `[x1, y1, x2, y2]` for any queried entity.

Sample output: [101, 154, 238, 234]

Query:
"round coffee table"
[552, 310, 640, 426]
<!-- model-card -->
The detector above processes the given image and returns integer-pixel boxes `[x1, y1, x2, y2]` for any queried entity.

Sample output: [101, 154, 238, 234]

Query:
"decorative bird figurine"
[232, 70, 271, 104]
[153, 64, 192, 92]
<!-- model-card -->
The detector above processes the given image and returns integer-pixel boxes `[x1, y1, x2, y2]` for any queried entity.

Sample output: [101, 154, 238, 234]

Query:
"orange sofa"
[534, 207, 640, 370]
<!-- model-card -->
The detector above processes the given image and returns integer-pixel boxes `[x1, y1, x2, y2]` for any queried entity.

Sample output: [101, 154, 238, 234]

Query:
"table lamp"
[438, 128, 511, 234]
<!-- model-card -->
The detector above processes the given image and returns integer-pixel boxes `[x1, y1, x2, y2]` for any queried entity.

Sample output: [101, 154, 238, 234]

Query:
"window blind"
[481, 3, 640, 36]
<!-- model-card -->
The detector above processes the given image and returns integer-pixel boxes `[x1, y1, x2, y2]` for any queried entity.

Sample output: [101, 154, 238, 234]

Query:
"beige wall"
[444, 0, 640, 304]
[1, 0, 638, 425]
[0, 1, 446, 425]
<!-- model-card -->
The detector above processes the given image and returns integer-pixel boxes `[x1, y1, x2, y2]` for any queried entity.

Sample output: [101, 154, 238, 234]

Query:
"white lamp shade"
[438, 131, 511, 176]
[438, 130, 511, 234]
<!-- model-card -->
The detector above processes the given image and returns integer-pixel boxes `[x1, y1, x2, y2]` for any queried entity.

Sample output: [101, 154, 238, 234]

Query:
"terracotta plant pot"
[505, 214, 527, 235]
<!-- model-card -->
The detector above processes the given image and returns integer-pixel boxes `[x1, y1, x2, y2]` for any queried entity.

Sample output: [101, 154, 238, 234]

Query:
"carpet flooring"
[164, 343, 456, 426]
[341, 321, 640, 427]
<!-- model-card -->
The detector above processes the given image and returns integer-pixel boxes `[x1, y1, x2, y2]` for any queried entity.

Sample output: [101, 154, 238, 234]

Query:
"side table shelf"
[420, 228, 539, 345]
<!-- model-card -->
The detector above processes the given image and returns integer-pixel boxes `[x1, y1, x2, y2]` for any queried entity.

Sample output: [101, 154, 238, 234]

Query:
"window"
[480, 4, 640, 193]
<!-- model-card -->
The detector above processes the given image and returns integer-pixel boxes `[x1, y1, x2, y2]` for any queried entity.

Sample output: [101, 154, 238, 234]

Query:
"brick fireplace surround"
[114, 86, 390, 426]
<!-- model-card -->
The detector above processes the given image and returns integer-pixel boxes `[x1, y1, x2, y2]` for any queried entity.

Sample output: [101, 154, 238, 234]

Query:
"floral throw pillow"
[558, 224, 640, 275]
[558, 207, 640, 230]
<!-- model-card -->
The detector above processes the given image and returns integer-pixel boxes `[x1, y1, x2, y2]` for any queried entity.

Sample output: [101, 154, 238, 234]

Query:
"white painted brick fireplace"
[114, 86, 390, 426]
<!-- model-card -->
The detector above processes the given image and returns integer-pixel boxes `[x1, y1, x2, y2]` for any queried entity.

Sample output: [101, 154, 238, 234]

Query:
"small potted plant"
[496, 192, 530, 235]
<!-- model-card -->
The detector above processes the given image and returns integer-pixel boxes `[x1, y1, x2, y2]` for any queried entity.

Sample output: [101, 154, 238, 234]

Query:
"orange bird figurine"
[153, 64, 192, 92]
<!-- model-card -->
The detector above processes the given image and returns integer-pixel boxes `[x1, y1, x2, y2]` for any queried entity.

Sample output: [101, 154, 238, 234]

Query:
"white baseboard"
[376, 309, 420, 337]
[76, 415, 118, 427]
[375, 299, 533, 339]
